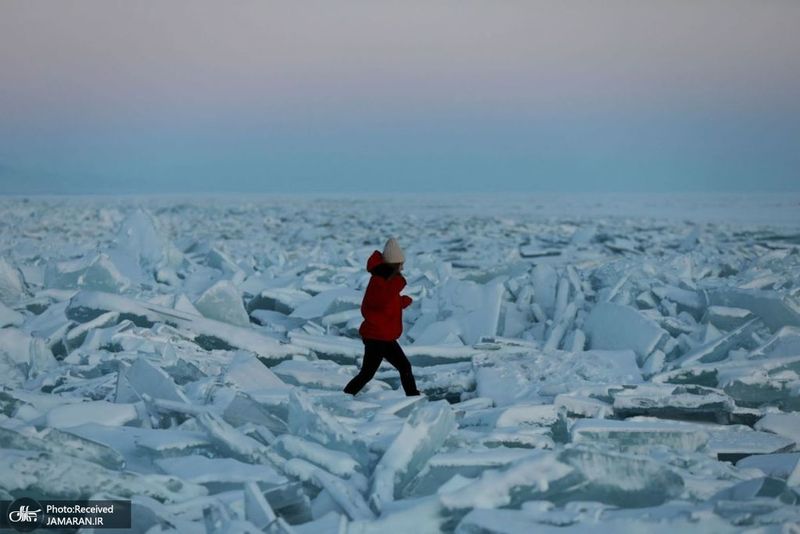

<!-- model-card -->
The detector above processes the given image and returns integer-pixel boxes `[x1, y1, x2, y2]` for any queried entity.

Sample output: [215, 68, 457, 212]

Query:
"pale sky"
[1, 0, 798, 194]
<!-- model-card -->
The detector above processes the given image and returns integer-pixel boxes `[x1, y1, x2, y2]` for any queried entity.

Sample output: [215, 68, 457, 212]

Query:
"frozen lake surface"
[0, 192, 799, 532]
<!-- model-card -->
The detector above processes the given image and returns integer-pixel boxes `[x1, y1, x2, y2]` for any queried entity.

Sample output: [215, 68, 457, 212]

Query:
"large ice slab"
[417, 277, 506, 345]
[651, 284, 707, 317]
[473, 349, 641, 406]
[116, 355, 191, 404]
[154, 454, 287, 485]
[571, 418, 710, 453]
[459, 402, 561, 430]
[270, 434, 360, 479]
[223, 351, 291, 393]
[718, 356, 800, 412]
[286, 332, 364, 364]
[706, 287, 800, 331]
[287, 389, 369, 461]
[410, 317, 465, 346]
[371, 400, 456, 511]
[273, 359, 359, 390]
[706, 427, 795, 461]
[0, 448, 207, 502]
[611, 383, 737, 423]
[283, 457, 374, 521]
[48, 422, 169, 473]
[554, 446, 685, 507]
[448, 279, 506, 346]
[247, 287, 312, 315]
[65, 290, 305, 362]
[195, 410, 276, 465]
[134, 428, 213, 457]
[653, 354, 800, 411]
[407, 448, 538, 497]
[439, 450, 576, 511]
[0, 257, 26, 305]
[289, 288, 362, 320]
[754, 412, 800, 447]
[749, 325, 800, 359]
[108, 208, 185, 278]
[737, 453, 800, 479]
[348, 494, 442, 533]
[704, 305, 754, 331]
[0, 327, 58, 385]
[583, 302, 668, 362]
[403, 344, 482, 366]
[532, 264, 559, 318]
[193, 279, 251, 326]
[619, 416, 795, 461]
[672, 317, 759, 368]
[0, 301, 23, 328]
[243, 481, 294, 533]
[477, 427, 555, 450]
[44, 253, 132, 293]
[0, 426, 125, 470]
[45, 400, 141, 429]
[711, 475, 798, 504]
[376, 361, 475, 402]
[554, 390, 614, 418]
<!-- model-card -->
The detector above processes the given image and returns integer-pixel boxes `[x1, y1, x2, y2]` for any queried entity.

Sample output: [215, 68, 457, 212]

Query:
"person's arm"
[389, 275, 411, 308]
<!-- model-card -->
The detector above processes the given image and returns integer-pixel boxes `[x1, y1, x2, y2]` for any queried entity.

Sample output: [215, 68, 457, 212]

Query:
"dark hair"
[371, 263, 396, 279]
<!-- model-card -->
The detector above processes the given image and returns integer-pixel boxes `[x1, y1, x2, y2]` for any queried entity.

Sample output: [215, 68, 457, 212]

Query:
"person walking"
[344, 237, 421, 397]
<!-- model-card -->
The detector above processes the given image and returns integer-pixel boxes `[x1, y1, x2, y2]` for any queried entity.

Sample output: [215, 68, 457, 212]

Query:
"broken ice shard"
[371, 400, 456, 511]
[438, 450, 576, 511]
[583, 302, 668, 362]
[65, 290, 304, 362]
[570, 418, 710, 453]
[611, 383, 737, 423]
[193, 279, 251, 327]
[0, 448, 207, 502]
[287, 389, 369, 461]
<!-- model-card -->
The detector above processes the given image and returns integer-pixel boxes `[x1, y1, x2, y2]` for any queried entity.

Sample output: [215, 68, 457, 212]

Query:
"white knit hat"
[382, 237, 405, 263]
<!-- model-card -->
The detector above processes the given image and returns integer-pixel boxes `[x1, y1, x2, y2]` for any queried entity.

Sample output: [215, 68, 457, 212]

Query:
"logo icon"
[9, 505, 40, 522]
[6, 498, 44, 532]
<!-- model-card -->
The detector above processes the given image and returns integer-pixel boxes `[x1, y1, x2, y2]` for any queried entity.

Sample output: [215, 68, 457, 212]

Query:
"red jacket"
[358, 250, 413, 341]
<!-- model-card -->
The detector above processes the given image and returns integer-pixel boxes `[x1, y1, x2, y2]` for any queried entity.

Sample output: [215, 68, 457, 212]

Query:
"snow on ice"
[0, 193, 799, 531]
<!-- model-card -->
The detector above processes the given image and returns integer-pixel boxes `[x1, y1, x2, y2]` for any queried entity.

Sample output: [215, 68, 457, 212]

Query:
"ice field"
[1, 192, 799, 533]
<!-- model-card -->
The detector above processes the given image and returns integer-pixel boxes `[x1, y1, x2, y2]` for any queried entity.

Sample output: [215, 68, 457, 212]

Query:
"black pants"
[344, 338, 420, 396]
